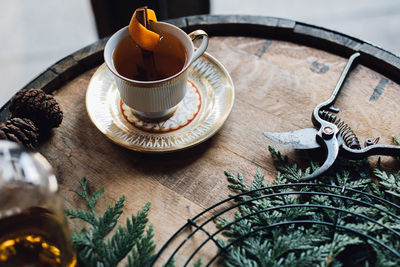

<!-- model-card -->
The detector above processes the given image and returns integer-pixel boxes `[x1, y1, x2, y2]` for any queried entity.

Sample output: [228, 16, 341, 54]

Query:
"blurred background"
[0, 0, 399, 107]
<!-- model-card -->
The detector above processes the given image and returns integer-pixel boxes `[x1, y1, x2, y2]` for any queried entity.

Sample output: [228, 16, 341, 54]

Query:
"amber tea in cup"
[112, 30, 187, 81]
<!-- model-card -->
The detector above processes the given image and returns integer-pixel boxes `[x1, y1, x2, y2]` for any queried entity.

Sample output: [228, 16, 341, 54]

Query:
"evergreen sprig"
[64, 136, 400, 266]
[373, 169, 400, 199]
[65, 177, 156, 267]
[216, 139, 400, 266]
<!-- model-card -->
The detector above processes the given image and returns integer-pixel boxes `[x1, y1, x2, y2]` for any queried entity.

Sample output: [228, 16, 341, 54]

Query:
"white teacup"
[104, 22, 209, 120]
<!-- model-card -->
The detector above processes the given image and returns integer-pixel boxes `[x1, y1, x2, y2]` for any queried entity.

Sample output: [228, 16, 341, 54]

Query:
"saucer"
[86, 52, 235, 153]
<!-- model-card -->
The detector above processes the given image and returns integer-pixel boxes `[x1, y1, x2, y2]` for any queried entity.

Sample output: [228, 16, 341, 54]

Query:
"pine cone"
[9, 88, 63, 132]
[0, 118, 39, 149]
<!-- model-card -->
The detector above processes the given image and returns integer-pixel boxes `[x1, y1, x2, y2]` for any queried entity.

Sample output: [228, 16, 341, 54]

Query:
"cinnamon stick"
[135, 7, 158, 81]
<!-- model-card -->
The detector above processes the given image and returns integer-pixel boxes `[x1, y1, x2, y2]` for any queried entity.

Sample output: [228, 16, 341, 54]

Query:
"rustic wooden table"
[1, 15, 400, 265]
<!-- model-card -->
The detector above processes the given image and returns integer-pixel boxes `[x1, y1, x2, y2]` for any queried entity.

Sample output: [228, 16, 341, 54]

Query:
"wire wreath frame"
[150, 183, 400, 266]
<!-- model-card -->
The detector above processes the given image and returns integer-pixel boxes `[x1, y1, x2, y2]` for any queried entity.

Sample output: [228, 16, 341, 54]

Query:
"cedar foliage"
[65, 177, 156, 267]
[65, 137, 400, 266]
[216, 142, 400, 266]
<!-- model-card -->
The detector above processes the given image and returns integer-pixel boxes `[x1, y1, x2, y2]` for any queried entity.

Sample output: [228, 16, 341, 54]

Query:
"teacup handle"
[188, 30, 209, 63]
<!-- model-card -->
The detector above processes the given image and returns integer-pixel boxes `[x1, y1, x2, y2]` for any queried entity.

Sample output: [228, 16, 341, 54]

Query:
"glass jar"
[0, 140, 76, 266]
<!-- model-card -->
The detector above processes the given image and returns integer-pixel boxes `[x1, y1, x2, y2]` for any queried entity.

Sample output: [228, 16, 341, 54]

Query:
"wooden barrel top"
[1, 15, 400, 264]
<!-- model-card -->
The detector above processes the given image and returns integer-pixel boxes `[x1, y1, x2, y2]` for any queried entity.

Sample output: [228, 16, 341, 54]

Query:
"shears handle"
[312, 52, 360, 127]
[341, 144, 400, 159]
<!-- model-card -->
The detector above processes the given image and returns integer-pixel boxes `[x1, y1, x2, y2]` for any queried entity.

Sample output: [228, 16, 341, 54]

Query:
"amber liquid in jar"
[0, 207, 76, 267]
[112, 30, 187, 81]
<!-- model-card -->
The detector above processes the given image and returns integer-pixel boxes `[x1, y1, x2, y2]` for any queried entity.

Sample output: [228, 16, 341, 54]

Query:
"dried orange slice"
[128, 8, 160, 51]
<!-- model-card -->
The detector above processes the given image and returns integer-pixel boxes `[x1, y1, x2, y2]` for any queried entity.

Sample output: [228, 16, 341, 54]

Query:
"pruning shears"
[264, 52, 400, 181]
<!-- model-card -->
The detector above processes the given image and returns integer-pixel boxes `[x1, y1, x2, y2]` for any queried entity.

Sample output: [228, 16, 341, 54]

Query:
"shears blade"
[263, 128, 320, 149]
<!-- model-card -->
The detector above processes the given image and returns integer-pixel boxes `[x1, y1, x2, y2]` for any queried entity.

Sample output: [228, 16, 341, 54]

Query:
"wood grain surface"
[1, 15, 400, 265]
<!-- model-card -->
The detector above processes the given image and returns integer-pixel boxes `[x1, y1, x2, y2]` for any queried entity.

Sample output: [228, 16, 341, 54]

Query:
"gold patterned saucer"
[86, 52, 234, 153]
